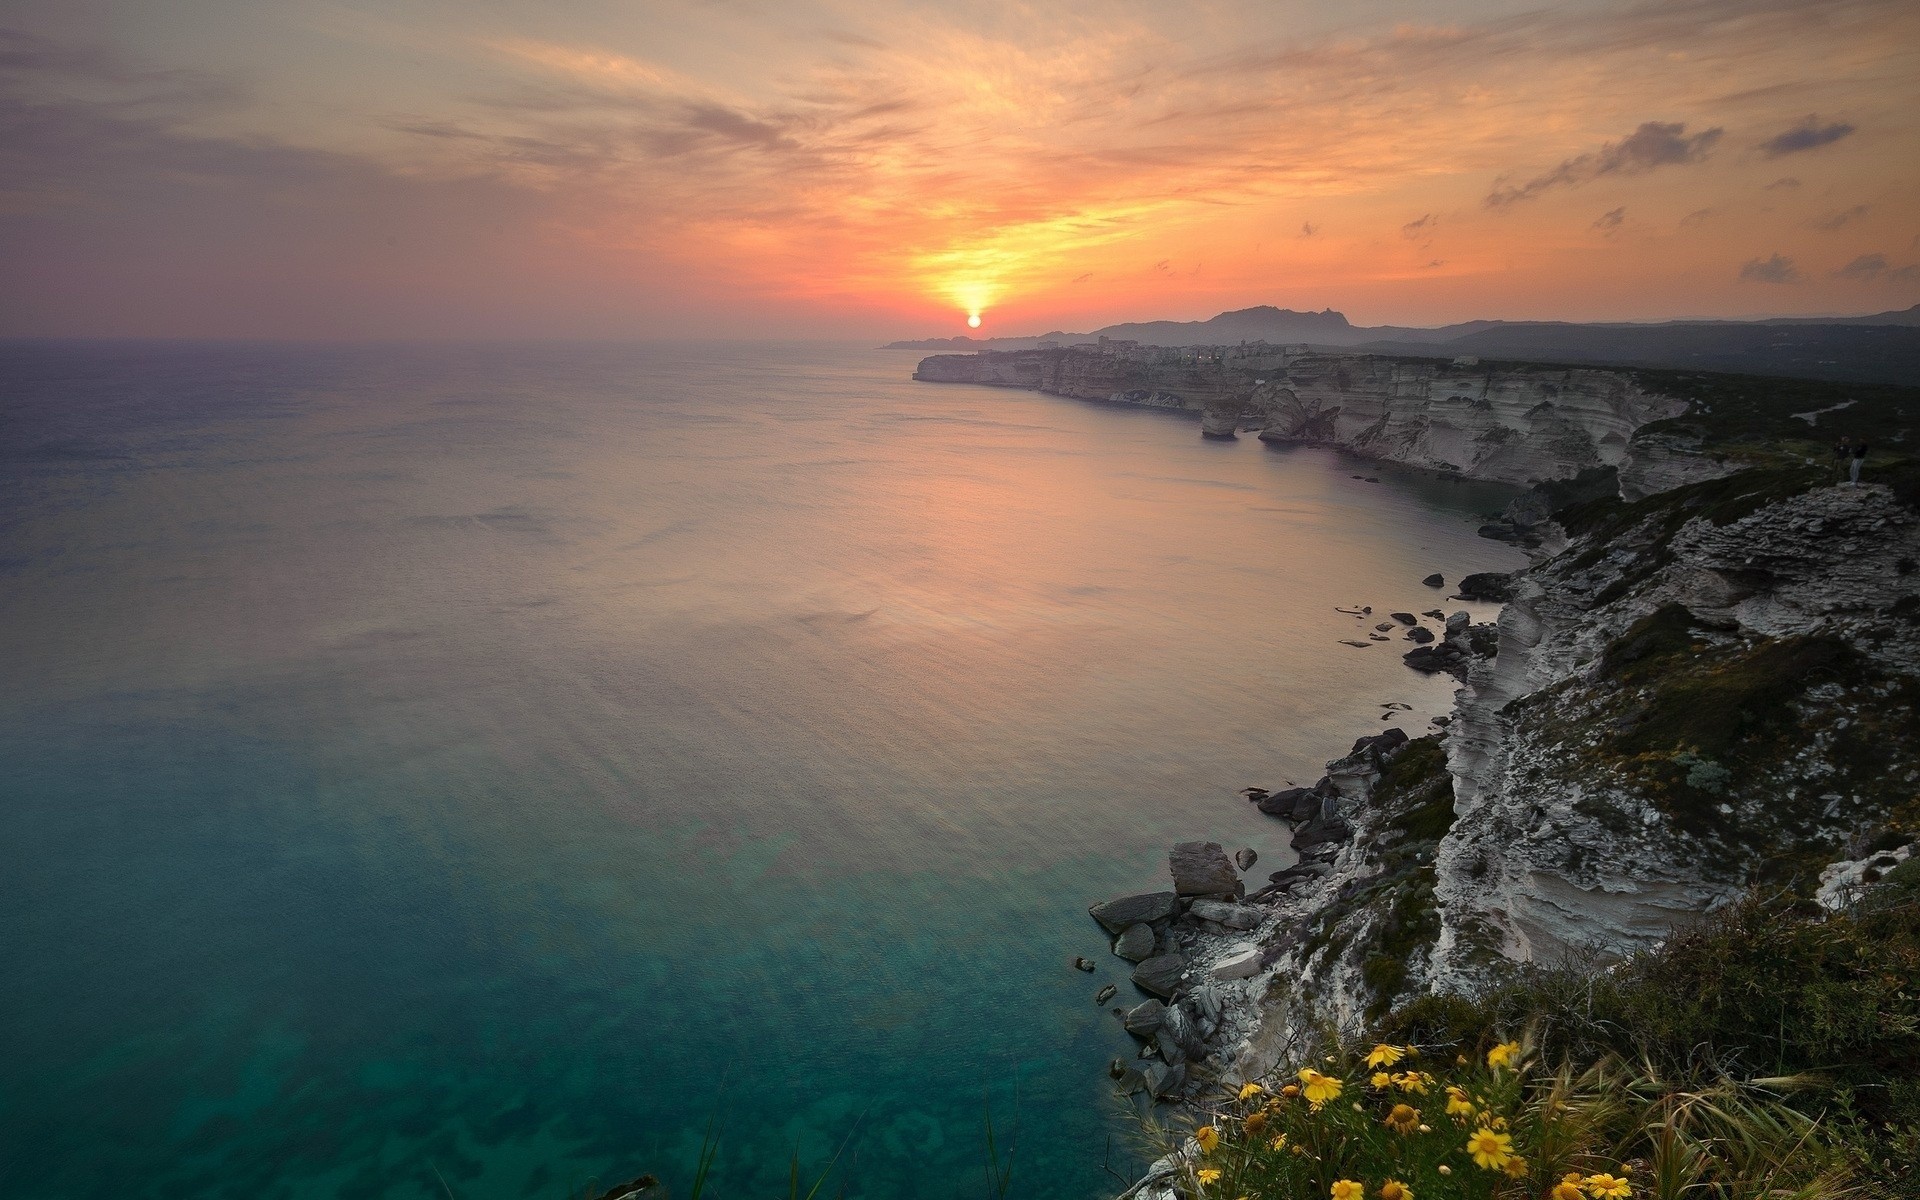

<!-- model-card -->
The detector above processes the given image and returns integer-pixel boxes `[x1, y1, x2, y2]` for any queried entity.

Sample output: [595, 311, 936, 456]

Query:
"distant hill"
[883, 303, 1920, 384]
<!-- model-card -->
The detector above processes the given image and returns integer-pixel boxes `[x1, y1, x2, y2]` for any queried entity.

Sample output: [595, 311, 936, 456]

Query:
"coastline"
[901, 346, 1920, 1188]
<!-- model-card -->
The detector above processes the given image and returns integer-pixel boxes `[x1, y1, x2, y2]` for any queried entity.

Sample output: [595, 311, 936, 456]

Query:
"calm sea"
[0, 341, 1523, 1199]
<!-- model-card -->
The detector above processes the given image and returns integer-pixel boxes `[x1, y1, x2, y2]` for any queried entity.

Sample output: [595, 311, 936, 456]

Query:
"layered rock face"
[915, 347, 1724, 491]
[1433, 478, 1920, 984]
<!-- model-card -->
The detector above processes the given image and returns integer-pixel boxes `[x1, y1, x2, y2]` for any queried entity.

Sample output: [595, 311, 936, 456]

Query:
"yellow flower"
[1384, 1103, 1420, 1134]
[1298, 1068, 1344, 1107]
[1445, 1086, 1475, 1118]
[1269, 1133, 1288, 1152]
[1465, 1127, 1515, 1170]
[1331, 1180, 1364, 1200]
[1393, 1071, 1430, 1095]
[1552, 1174, 1586, 1200]
[1503, 1155, 1530, 1180]
[1282, 1084, 1301, 1097]
[1486, 1041, 1521, 1070]
[1238, 1081, 1265, 1101]
[1367, 1043, 1405, 1068]
[1243, 1112, 1267, 1136]
[1584, 1174, 1631, 1199]
[1197, 1168, 1222, 1186]
[1379, 1181, 1413, 1200]
[1194, 1126, 1219, 1153]
[1371, 1071, 1393, 1090]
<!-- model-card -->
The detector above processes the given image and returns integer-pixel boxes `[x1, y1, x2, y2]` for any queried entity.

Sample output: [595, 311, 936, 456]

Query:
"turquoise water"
[0, 341, 1523, 1199]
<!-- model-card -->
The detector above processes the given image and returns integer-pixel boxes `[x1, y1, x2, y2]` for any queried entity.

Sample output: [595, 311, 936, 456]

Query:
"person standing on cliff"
[1835, 436, 1853, 482]
[1851, 439, 1869, 486]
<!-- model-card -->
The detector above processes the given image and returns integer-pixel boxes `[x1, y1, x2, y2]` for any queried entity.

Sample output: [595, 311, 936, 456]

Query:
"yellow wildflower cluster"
[1182, 1042, 1644, 1200]
[1548, 1171, 1633, 1199]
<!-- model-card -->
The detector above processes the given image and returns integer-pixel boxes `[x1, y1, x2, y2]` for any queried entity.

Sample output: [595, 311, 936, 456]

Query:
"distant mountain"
[1757, 303, 1920, 327]
[883, 302, 1920, 384]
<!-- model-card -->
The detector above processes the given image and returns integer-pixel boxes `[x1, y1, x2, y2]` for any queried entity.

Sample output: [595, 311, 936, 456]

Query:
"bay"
[0, 340, 1523, 1198]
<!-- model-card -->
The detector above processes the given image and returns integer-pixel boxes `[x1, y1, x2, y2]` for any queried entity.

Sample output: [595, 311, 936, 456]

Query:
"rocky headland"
[912, 346, 1920, 1143]
[913, 344, 1729, 503]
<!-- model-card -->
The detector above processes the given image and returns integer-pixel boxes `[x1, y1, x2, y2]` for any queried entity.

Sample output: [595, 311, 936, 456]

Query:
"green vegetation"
[1290, 738, 1459, 1021]
[1376, 879, 1920, 1195]
[1171, 1042, 1861, 1200]
[1163, 880, 1916, 1198]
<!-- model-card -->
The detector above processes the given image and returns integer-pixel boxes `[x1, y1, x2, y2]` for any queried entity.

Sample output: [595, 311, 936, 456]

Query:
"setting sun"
[967, 314, 982, 328]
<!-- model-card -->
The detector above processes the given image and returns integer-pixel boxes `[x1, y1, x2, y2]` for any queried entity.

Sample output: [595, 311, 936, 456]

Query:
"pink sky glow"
[2, 0, 1917, 339]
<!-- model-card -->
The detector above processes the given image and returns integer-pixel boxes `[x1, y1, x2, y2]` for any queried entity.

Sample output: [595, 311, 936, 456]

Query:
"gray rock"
[1095, 983, 1118, 1004]
[1348, 727, 1409, 761]
[1160, 1004, 1205, 1059]
[1255, 786, 1313, 818]
[1170, 841, 1241, 897]
[1142, 1060, 1170, 1097]
[1446, 610, 1471, 635]
[1292, 818, 1354, 851]
[1123, 999, 1167, 1037]
[1109, 1056, 1128, 1079]
[1403, 644, 1465, 675]
[1114, 1066, 1147, 1095]
[1391, 611, 1418, 625]
[1212, 945, 1262, 981]
[1113, 922, 1156, 962]
[1131, 952, 1188, 998]
[1073, 956, 1096, 972]
[1423, 573, 1444, 587]
[1234, 847, 1258, 871]
[1089, 891, 1177, 934]
[1457, 571, 1514, 602]
[1149, 1060, 1187, 1098]
[1189, 984, 1224, 1027]
[1188, 899, 1262, 930]
[1407, 625, 1435, 644]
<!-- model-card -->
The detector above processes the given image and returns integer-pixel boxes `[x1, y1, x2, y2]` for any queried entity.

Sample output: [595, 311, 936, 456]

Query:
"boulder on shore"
[1390, 612, 1417, 625]
[1234, 847, 1258, 871]
[1457, 571, 1514, 602]
[1113, 922, 1156, 962]
[1123, 998, 1168, 1037]
[1407, 626, 1436, 644]
[1170, 841, 1242, 897]
[1255, 786, 1313, 818]
[1089, 891, 1177, 934]
[1132, 952, 1188, 998]
[1422, 573, 1444, 587]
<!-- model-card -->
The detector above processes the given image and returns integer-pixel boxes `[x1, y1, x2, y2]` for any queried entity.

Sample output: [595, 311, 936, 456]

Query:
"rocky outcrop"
[1432, 476, 1920, 981]
[1169, 842, 1242, 897]
[915, 346, 1731, 493]
[1093, 472, 1920, 1121]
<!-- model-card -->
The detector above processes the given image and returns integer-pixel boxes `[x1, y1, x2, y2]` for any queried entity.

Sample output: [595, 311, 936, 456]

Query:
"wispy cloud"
[1834, 252, 1888, 279]
[1807, 204, 1870, 231]
[1486, 121, 1721, 207]
[1739, 252, 1800, 283]
[1592, 206, 1626, 235]
[1759, 114, 1855, 157]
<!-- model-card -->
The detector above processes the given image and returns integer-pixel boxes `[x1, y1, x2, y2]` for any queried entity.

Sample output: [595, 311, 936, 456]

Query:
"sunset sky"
[3, 0, 1917, 339]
